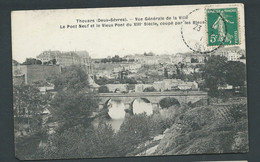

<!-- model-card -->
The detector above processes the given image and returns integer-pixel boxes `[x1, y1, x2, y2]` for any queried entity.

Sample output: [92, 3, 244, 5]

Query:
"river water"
[106, 99, 153, 131]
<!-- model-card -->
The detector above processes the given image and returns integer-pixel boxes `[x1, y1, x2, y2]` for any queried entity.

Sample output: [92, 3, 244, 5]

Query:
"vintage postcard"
[12, 3, 248, 160]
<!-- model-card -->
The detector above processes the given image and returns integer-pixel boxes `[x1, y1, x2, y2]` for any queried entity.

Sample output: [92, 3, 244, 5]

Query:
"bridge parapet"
[90, 91, 208, 109]
[97, 91, 207, 97]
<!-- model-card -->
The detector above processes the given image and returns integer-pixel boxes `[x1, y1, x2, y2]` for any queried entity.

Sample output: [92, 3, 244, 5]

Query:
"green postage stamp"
[207, 8, 239, 46]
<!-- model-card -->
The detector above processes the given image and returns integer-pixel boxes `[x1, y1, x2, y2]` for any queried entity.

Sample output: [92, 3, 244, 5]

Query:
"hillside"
[132, 98, 248, 156]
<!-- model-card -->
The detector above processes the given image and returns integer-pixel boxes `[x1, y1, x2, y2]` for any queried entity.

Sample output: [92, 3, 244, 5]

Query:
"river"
[106, 99, 153, 131]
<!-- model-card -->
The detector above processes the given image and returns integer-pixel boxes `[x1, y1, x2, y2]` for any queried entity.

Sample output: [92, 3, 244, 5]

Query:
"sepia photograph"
[11, 3, 248, 160]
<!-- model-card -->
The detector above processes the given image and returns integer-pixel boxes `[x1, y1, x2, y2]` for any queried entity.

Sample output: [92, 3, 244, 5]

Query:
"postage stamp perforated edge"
[204, 4, 242, 47]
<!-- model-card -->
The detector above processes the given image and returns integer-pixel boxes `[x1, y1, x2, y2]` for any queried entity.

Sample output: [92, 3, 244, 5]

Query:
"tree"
[144, 52, 155, 56]
[202, 55, 246, 97]
[164, 68, 169, 78]
[51, 65, 89, 91]
[159, 97, 180, 109]
[13, 84, 49, 133]
[50, 90, 99, 132]
[44, 125, 89, 159]
[98, 86, 110, 93]
[225, 61, 246, 87]
[50, 59, 56, 65]
[202, 56, 227, 97]
[191, 58, 199, 63]
[175, 65, 181, 75]
[120, 77, 137, 84]
[178, 62, 185, 69]
[95, 77, 110, 85]
[116, 113, 151, 155]
[22, 58, 42, 65]
[143, 86, 157, 92]
[111, 55, 121, 62]
[13, 84, 50, 159]
[85, 123, 118, 157]
[48, 65, 99, 131]
[101, 58, 111, 63]
[38, 123, 118, 159]
[12, 59, 20, 66]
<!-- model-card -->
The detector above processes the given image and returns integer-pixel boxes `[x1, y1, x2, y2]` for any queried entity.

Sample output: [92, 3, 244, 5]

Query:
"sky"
[11, 4, 245, 63]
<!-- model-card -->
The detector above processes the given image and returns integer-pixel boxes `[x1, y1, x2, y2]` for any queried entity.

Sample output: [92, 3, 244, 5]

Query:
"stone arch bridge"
[94, 91, 208, 112]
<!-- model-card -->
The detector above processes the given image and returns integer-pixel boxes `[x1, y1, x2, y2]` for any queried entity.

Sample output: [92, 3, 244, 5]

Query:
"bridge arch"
[131, 98, 153, 116]
[104, 98, 111, 108]
[104, 98, 126, 119]
[158, 97, 181, 109]
[130, 97, 151, 105]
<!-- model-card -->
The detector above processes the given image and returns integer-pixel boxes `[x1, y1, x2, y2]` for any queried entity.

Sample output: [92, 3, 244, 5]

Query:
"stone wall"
[26, 65, 61, 84]
[13, 65, 61, 85]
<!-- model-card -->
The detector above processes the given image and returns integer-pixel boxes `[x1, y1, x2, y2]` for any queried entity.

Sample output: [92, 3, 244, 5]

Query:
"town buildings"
[36, 50, 93, 73]
[106, 79, 199, 93]
[37, 51, 79, 66]
[213, 46, 245, 62]
[123, 53, 207, 65]
[106, 84, 128, 93]
[113, 63, 142, 73]
[152, 79, 198, 91]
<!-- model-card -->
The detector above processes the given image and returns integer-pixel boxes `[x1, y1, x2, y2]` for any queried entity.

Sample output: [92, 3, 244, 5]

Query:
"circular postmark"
[181, 8, 228, 54]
